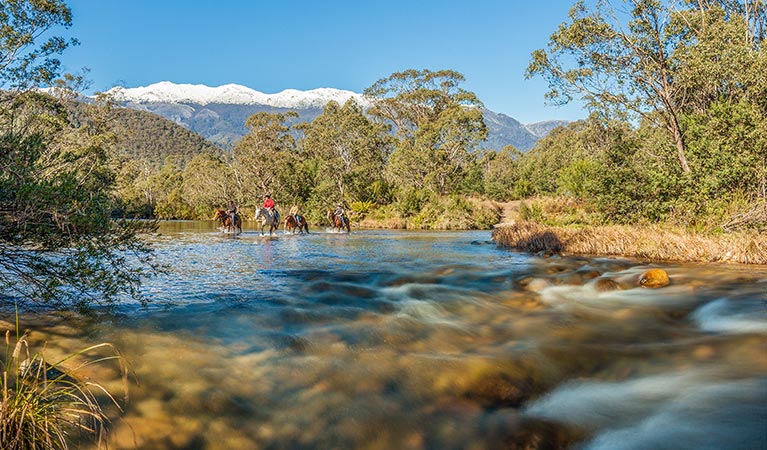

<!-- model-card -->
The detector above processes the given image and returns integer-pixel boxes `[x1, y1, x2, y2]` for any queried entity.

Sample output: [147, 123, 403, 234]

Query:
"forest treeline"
[104, 1, 766, 233]
[103, 69, 506, 229]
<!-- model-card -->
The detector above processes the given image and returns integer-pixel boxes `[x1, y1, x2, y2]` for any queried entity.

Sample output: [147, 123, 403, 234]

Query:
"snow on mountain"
[105, 81, 368, 109]
[102, 81, 567, 151]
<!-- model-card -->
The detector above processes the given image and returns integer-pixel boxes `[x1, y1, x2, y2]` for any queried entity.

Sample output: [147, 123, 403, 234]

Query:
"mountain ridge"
[104, 81, 567, 151]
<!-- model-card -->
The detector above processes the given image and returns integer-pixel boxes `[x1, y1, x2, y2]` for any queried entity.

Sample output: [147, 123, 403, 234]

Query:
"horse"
[214, 209, 242, 234]
[254, 207, 280, 236]
[326, 210, 351, 233]
[285, 214, 310, 234]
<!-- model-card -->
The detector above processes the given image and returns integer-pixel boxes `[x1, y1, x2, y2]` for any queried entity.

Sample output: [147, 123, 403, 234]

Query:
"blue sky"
[61, 0, 586, 124]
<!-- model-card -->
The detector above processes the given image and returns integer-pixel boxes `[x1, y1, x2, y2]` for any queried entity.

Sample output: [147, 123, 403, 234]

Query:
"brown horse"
[326, 210, 351, 233]
[285, 214, 310, 234]
[214, 209, 242, 234]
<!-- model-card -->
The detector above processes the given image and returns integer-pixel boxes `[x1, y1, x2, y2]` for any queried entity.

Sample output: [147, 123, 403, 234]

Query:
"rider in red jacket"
[263, 194, 279, 222]
[263, 195, 275, 210]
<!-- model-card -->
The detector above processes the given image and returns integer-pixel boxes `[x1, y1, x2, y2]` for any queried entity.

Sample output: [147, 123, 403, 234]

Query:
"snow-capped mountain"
[106, 81, 368, 109]
[105, 81, 566, 151]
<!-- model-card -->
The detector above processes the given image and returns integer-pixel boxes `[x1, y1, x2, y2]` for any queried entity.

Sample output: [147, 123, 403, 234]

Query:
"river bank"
[492, 220, 767, 265]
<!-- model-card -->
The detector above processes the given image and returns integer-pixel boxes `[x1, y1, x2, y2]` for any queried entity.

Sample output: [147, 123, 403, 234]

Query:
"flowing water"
[10, 222, 767, 450]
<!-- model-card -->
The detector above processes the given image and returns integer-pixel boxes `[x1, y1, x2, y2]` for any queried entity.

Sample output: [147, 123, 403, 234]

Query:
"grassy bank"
[492, 221, 767, 265]
[356, 196, 502, 230]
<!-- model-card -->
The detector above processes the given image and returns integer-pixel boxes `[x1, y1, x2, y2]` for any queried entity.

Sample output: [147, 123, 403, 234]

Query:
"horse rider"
[334, 203, 346, 224]
[264, 194, 280, 222]
[289, 204, 301, 225]
[226, 201, 238, 225]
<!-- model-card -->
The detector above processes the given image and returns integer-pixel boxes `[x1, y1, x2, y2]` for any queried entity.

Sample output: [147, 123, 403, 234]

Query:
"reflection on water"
[11, 222, 767, 449]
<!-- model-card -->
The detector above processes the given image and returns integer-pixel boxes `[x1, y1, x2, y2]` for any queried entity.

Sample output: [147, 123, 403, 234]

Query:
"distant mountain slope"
[68, 101, 223, 166]
[106, 82, 567, 151]
[481, 109, 540, 151]
[109, 107, 223, 165]
[525, 120, 571, 138]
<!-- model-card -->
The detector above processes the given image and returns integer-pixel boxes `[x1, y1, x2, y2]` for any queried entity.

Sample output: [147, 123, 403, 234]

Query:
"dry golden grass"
[492, 221, 767, 265]
[357, 217, 408, 229]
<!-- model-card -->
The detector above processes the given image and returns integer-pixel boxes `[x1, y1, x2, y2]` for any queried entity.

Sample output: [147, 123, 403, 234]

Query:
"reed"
[1, 320, 127, 450]
[492, 221, 767, 265]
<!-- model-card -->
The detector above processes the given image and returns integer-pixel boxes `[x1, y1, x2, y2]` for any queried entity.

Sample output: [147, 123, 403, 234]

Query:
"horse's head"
[254, 207, 262, 220]
[213, 209, 226, 221]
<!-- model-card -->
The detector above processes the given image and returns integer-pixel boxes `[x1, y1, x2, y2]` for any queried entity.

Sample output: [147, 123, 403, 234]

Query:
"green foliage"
[349, 200, 374, 216]
[559, 159, 598, 199]
[526, 1, 767, 174]
[0, 0, 78, 91]
[0, 91, 159, 309]
[393, 188, 433, 218]
[518, 197, 598, 227]
[302, 99, 392, 205]
[366, 69, 488, 196]
[180, 153, 231, 218]
[0, 2, 159, 309]
[519, 201, 543, 223]
[408, 195, 500, 230]
[104, 106, 222, 168]
[232, 111, 299, 204]
[480, 147, 521, 201]
[683, 99, 767, 202]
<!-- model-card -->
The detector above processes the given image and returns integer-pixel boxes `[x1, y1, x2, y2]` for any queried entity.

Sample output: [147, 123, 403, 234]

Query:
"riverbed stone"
[594, 278, 619, 292]
[637, 268, 670, 288]
[496, 416, 583, 450]
[522, 278, 552, 292]
[467, 375, 528, 408]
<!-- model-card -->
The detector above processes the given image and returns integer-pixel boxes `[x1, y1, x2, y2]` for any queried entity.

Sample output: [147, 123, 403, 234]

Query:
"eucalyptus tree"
[479, 146, 523, 201]
[0, 0, 158, 309]
[364, 69, 487, 196]
[526, 0, 766, 175]
[182, 152, 232, 216]
[0, 0, 78, 90]
[232, 111, 300, 206]
[302, 99, 392, 204]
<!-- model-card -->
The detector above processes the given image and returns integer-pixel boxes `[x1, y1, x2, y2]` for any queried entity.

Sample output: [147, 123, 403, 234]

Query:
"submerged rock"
[594, 278, 619, 292]
[463, 372, 531, 408]
[637, 268, 670, 288]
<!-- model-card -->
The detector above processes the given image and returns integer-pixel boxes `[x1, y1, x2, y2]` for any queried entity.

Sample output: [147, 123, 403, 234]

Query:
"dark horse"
[285, 214, 310, 234]
[326, 210, 351, 233]
[214, 209, 242, 234]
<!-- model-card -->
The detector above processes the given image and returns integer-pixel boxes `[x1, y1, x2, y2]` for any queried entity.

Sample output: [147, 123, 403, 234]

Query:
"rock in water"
[637, 268, 670, 288]
[594, 278, 619, 292]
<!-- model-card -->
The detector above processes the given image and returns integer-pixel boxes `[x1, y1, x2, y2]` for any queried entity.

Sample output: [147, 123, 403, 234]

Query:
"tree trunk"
[670, 114, 691, 173]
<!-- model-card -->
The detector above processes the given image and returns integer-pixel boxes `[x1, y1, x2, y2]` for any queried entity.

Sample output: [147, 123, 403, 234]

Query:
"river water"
[16, 222, 767, 449]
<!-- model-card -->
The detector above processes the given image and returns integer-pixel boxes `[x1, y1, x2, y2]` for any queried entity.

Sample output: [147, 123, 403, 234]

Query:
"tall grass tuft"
[1, 318, 127, 450]
[493, 221, 767, 265]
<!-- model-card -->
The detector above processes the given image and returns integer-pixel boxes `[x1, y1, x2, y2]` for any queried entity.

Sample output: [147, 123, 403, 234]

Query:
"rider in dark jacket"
[334, 204, 346, 224]
[226, 201, 238, 224]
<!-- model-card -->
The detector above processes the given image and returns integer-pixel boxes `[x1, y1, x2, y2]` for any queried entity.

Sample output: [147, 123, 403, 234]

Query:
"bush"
[1, 324, 127, 450]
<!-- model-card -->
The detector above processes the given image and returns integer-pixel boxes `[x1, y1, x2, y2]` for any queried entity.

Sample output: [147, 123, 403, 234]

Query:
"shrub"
[1, 323, 127, 450]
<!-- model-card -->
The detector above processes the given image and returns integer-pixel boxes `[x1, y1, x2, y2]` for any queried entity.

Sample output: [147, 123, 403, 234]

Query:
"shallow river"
[15, 222, 767, 449]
